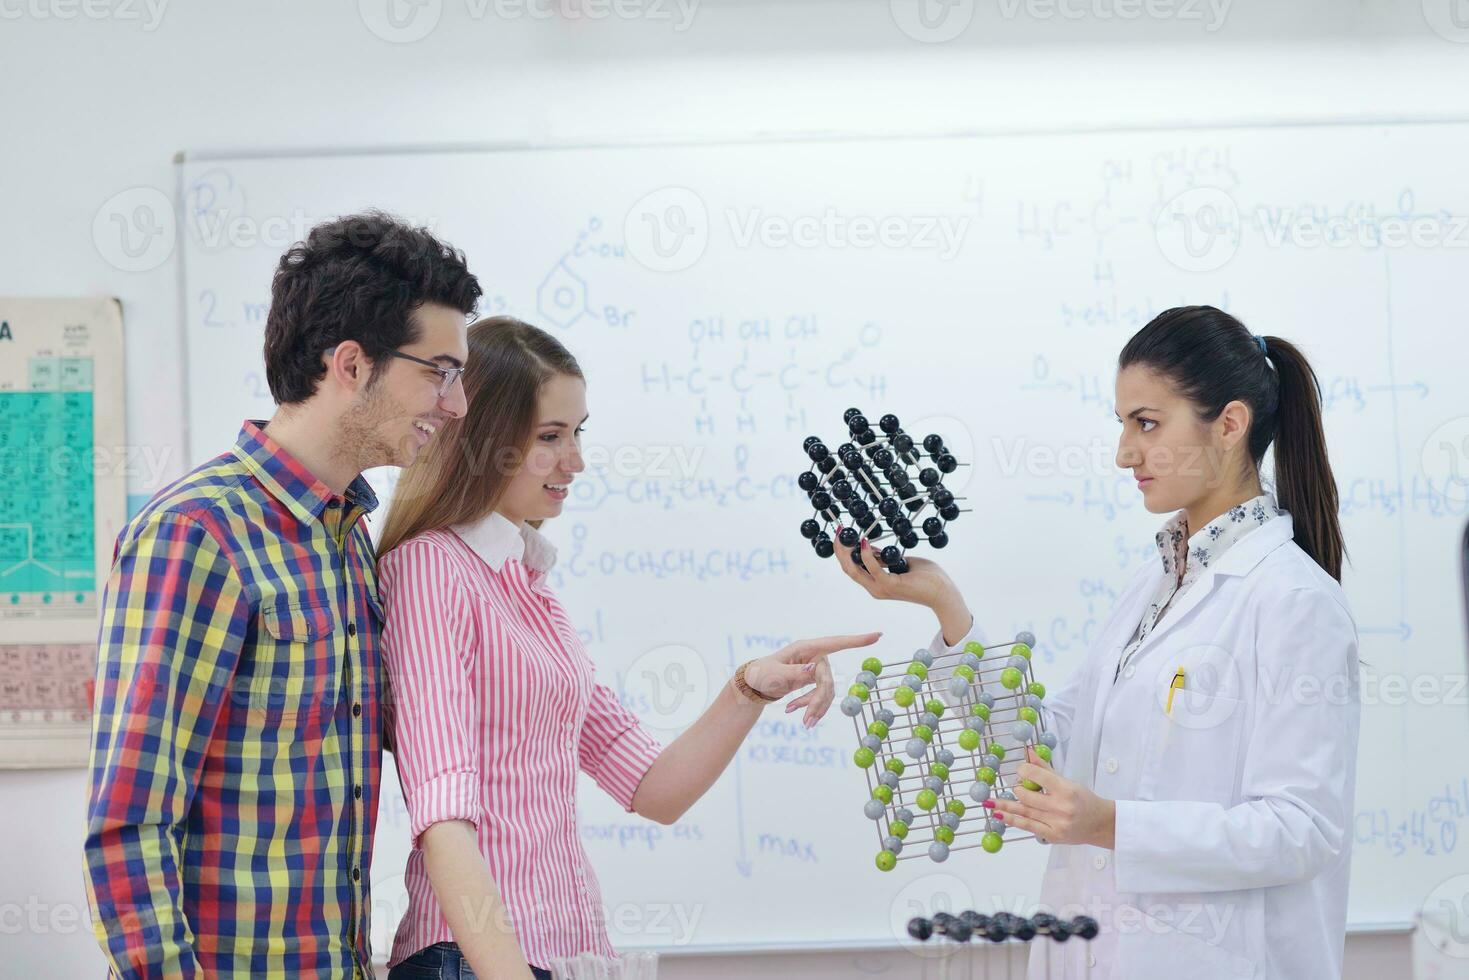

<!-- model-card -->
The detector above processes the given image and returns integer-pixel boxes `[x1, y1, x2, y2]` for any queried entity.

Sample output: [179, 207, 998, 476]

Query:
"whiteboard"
[177, 124, 1469, 954]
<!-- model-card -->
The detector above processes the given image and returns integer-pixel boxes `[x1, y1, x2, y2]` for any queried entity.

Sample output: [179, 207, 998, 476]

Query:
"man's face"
[340, 302, 470, 471]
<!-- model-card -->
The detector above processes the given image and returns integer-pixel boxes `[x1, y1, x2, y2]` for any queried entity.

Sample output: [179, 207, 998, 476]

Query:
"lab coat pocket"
[1137, 688, 1245, 805]
[1118, 902, 1258, 979]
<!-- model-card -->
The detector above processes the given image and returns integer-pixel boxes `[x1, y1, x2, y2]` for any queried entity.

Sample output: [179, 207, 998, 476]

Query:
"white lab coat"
[981, 513, 1358, 979]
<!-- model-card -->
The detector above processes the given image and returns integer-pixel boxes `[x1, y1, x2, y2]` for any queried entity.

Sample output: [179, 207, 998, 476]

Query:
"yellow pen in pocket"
[1166, 667, 1186, 714]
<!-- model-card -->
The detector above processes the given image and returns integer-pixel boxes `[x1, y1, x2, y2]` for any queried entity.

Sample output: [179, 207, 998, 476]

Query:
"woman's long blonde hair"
[377, 315, 583, 556]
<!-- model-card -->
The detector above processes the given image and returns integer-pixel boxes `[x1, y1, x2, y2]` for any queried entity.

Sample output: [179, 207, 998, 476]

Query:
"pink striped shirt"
[378, 513, 664, 969]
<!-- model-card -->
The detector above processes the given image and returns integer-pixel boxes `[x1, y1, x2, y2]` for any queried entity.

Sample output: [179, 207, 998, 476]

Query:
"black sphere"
[797, 471, 819, 492]
[849, 546, 864, 565]
[872, 448, 895, 468]
[985, 921, 1010, 943]
[811, 491, 832, 511]
[880, 545, 902, 566]
[806, 442, 829, 462]
[1051, 921, 1072, 943]
[847, 414, 869, 434]
[843, 407, 863, 424]
[813, 537, 834, 559]
[919, 467, 941, 487]
[893, 433, 915, 455]
[890, 558, 910, 574]
[1071, 916, 1099, 940]
[883, 464, 906, 484]
[848, 499, 871, 519]
[937, 453, 957, 474]
[841, 450, 864, 470]
[960, 911, 988, 933]
[879, 413, 901, 434]
[923, 433, 945, 454]
[907, 917, 933, 942]
[837, 526, 859, 547]
[929, 531, 949, 549]
[891, 516, 912, 536]
[799, 519, 819, 539]
[947, 920, 973, 943]
[832, 480, 853, 501]
[816, 456, 836, 474]
[802, 435, 821, 451]
[1013, 919, 1037, 942]
[1031, 913, 1056, 934]
[922, 516, 943, 536]
[932, 488, 955, 508]
[878, 498, 900, 519]
[939, 503, 960, 521]
[899, 531, 919, 549]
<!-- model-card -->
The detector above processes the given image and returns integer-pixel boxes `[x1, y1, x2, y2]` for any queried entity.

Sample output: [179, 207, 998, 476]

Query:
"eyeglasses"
[383, 349, 466, 398]
[326, 345, 465, 398]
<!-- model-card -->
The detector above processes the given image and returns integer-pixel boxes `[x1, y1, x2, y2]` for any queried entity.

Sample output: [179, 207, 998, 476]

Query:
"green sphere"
[1028, 681, 1046, 699]
[906, 662, 929, 681]
[981, 831, 1003, 854]
[890, 819, 909, 839]
[947, 799, 966, 818]
[1018, 706, 1040, 725]
[885, 757, 906, 776]
[1000, 667, 1023, 690]
[914, 724, 934, 743]
[925, 698, 946, 718]
[894, 686, 916, 708]
[935, 825, 955, 845]
[854, 747, 876, 768]
[868, 720, 890, 739]
[872, 784, 893, 804]
[848, 683, 870, 701]
[987, 742, 1006, 761]
[954, 664, 976, 682]
[958, 729, 981, 751]
[1035, 743, 1053, 763]
[964, 641, 985, 658]
[1021, 778, 1042, 792]
[970, 703, 990, 722]
[862, 656, 884, 675]
[876, 850, 897, 871]
[930, 762, 950, 781]
[916, 789, 938, 811]
[977, 766, 997, 785]
[1012, 643, 1032, 659]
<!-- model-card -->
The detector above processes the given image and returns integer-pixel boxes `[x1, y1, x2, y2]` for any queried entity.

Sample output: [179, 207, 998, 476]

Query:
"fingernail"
[804, 662, 816, 671]
[995, 812, 1006, 821]
[982, 800, 996, 809]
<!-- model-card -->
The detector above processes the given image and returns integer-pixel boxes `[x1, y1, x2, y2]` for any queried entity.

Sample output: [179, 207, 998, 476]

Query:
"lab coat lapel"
[1083, 566, 1162, 755]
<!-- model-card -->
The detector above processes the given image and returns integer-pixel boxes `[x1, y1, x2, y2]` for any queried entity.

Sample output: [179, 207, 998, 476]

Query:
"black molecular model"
[798, 408, 968, 574]
[908, 911, 1100, 977]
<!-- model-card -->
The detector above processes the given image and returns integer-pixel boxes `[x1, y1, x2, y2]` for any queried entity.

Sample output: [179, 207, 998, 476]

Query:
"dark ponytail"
[1119, 306, 1345, 581]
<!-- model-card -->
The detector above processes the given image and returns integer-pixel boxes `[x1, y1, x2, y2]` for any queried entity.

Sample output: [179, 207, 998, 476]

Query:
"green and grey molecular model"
[838, 631, 1057, 870]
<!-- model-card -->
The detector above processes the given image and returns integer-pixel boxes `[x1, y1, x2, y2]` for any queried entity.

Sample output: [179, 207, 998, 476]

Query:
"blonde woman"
[377, 316, 878, 980]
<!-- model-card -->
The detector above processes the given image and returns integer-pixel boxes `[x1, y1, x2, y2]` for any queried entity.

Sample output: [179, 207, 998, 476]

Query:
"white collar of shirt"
[1155, 492, 1284, 592]
[451, 511, 558, 574]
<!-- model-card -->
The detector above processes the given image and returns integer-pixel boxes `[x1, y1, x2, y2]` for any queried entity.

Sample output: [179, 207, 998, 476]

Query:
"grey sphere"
[1008, 655, 1029, 672]
[982, 754, 1001, 770]
[965, 717, 986, 734]
[961, 652, 982, 670]
[948, 677, 971, 698]
[879, 770, 901, 790]
[840, 695, 864, 717]
[1010, 721, 1035, 744]
[1026, 694, 1045, 712]
[941, 812, 961, 830]
[861, 734, 883, 752]
[895, 806, 915, 824]
[876, 708, 896, 726]
[969, 781, 992, 803]
[914, 650, 935, 667]
[986, 817, 1006, 835]
[854, 670, 878, 688]
[976, 691, 996, 709]
[998, 789, 1017, 801]
[919, 711, 939, 729]
[883, 835, 904, 855]
[905, 738, 928, 759]
[864, 799, 887, 820]
[1016, 630, 1036, 647]
[1039, 731, 1059, 750]
[936, 749, 955, 767]
[928, 842, 950, 863]
[924, 776, 945, 794]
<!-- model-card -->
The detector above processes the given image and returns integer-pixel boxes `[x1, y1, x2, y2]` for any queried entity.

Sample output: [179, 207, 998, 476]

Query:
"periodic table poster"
[0, 298, 126, 768]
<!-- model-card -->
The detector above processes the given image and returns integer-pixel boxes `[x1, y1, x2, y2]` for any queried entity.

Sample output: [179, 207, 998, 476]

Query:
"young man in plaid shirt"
[84, 212, 480, 978]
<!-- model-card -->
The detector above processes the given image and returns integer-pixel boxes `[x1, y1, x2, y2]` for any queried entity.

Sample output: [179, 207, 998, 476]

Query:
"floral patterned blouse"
[1115, 493, 1285, 681]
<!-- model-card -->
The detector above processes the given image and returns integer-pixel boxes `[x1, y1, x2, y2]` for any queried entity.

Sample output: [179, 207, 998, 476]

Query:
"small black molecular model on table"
[841, 633, 1058, 869]
[907, 910, 1100, 979]
[797, 408, 968, 573]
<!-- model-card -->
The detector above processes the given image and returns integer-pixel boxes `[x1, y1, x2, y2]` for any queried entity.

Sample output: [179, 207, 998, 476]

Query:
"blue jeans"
[387, 941, 551, 980]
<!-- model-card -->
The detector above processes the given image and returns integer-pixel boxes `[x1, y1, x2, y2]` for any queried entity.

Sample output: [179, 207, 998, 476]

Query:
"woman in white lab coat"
[834, 306, 1359, 980]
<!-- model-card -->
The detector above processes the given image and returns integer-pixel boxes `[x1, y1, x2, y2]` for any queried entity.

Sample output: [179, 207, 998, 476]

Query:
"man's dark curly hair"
[263, 211, 482, 404]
